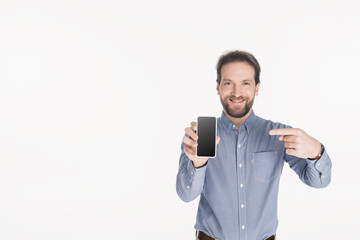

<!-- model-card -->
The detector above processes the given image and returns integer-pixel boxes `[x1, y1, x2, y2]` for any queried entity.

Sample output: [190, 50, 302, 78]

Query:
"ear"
[255, 82, 260, 96]
[216, 84, 220, 95]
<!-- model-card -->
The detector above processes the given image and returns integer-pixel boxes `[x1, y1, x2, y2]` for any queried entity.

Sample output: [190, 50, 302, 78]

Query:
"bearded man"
[176, 50, 332, 240]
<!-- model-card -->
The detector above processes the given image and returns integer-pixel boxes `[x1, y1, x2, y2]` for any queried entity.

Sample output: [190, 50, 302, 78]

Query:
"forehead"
[221, 61, 255, 81]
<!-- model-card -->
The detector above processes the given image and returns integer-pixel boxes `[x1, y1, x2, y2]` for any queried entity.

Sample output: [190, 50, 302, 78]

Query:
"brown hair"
[216, 50, 261, 85]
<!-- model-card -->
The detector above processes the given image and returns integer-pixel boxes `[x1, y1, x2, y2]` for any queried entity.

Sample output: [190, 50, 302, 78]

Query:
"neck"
[224, 108, 253, 130]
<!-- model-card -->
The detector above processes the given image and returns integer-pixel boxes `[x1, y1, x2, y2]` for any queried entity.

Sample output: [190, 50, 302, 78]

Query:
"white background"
[0, 0, 359, 239]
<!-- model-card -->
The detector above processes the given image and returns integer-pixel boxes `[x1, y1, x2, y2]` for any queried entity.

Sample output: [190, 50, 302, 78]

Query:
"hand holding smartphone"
[183, 117, 219, 168]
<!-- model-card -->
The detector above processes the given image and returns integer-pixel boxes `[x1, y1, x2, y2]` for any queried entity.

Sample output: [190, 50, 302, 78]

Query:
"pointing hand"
[269, 128, 322, 159]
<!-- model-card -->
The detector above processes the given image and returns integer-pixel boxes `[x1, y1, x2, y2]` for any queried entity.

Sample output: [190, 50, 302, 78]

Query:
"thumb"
[216, 136, 221, 145]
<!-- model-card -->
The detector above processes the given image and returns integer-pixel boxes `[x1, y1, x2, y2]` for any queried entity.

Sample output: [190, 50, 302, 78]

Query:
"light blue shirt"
[176, 111, 332, 240]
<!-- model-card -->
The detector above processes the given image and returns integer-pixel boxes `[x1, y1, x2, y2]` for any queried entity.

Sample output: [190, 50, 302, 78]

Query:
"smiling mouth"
[230, 99, 245, 104]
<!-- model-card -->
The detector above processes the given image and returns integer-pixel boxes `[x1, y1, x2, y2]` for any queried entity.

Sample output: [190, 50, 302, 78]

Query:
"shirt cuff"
[186, 159, 208, 183]
[305, 148, 332, 175]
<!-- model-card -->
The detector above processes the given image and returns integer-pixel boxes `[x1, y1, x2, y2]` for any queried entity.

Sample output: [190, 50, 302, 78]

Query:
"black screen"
[197, 117, 216, 157]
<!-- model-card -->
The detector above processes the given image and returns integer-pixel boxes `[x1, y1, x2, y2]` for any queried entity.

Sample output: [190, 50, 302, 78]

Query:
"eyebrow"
[223, 79, 252, 82]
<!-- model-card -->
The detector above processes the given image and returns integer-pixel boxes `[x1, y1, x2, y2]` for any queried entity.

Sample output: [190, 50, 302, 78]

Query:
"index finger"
[185, 122, 198, 140]
[190, 121, 197, 132]
[269, 128, 298, 136]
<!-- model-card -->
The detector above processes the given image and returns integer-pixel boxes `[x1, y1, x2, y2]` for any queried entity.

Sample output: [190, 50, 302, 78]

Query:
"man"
[176, 50, 332, 240]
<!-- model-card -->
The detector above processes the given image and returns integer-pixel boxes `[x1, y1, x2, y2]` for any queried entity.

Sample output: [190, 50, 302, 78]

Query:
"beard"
[220, 96, 254, 118]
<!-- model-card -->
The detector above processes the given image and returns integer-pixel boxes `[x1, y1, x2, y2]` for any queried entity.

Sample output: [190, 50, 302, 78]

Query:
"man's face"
[216, 61, 260, 118]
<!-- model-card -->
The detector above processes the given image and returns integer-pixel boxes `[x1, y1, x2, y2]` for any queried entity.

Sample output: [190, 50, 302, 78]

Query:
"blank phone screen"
[197, 117, 216, 157]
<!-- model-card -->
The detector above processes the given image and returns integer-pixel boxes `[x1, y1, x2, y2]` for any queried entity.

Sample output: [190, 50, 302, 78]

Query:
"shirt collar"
[220, 109, 257, 134]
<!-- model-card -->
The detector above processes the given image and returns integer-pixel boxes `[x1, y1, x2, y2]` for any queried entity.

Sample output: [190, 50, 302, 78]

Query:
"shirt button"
[321, 175, 325, 179]
[241, 204, 245, 208]
[190, 171, 194, 175]
[238, 144, 241, 148]
[187, 186, 190, 189]
[240, 184, 244, 188]
[317, 162, 321, 166]
[242, 225, 245, 230]
[239, 163, 243, 168]
[233, 125, 236, 128]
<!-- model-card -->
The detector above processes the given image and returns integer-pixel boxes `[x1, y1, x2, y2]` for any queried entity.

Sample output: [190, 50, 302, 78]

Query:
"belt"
[196, 230, 276, 240]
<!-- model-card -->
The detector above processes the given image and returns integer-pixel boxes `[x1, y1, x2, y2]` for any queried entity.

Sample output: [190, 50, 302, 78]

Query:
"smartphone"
[196, 116, 217, 158]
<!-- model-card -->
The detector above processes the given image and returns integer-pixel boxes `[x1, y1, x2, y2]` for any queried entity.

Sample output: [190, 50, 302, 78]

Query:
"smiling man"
[176, 50, 332, 240]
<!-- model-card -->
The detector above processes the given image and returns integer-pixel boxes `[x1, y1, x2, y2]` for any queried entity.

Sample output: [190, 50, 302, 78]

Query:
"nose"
[232, 84, 243, 98]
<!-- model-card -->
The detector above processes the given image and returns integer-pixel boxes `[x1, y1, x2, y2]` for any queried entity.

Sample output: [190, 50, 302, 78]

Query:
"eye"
[243, 82, 250, 85]
[224, 82, 231, 85]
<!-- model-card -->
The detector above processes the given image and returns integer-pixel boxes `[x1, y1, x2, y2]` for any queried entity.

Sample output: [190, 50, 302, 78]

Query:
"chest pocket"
[251, 151, 280, 181]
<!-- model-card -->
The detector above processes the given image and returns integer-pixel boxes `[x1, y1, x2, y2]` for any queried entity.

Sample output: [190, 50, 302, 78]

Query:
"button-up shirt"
[176, 110, 332, 240]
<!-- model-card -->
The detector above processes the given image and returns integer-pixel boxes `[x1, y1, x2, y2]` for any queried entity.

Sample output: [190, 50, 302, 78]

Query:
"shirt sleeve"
[176, 139, 207, 202]
[284, 146, 332, 188]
